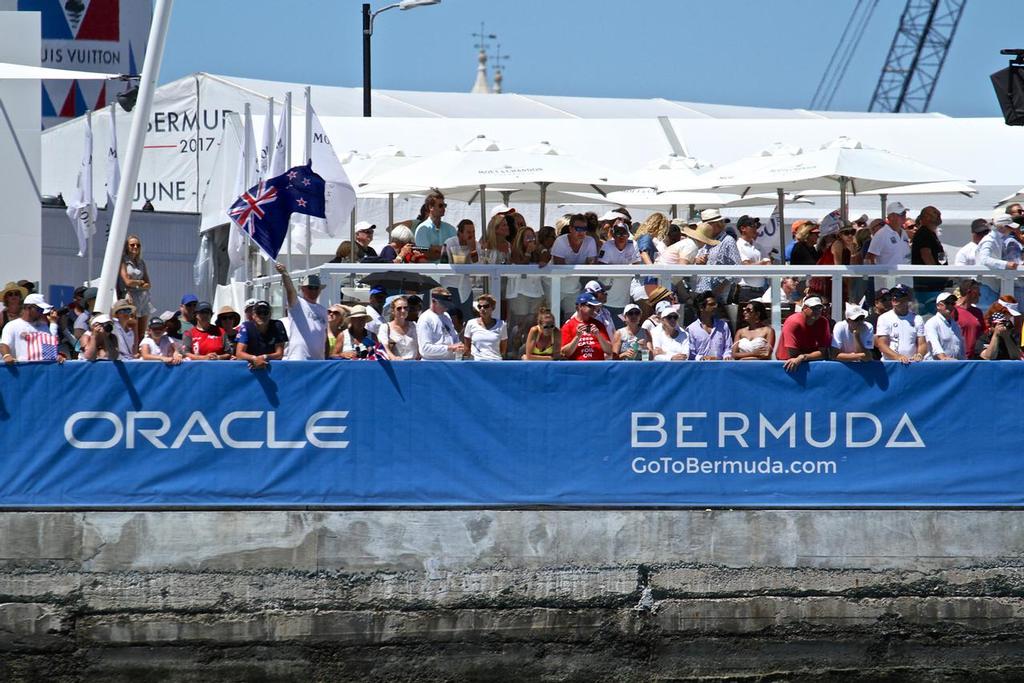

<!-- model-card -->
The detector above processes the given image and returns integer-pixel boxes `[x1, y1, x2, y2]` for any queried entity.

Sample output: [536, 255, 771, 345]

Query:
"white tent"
[40, 72, 1024, 253]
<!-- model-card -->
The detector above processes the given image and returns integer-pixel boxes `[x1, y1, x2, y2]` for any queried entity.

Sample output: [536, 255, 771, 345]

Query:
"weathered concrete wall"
[3, 510, 1024, 681]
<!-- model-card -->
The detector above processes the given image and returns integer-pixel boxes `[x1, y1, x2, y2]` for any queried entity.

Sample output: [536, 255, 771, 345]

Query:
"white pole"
[242, 102, 253, 284]
[879, 193, 887, 220]
[479, 184, 487, 237]
[95, 0, 174, 314]
[776, 187, 786, 260]
[304, 86, 312, 272]
[284, 91, 293, 271]
[538, 182, 548, 229]
[86, 109, 94, 285]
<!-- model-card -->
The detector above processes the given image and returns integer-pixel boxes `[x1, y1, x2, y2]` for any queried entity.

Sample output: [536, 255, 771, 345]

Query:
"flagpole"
[86, 109, 94, 286]
[242, 102, 253, 284]
[304, 86, 312, 272]
[284, 91, 293, 271]
[95, 0, 174, 315]
[257, 96, 274, 281]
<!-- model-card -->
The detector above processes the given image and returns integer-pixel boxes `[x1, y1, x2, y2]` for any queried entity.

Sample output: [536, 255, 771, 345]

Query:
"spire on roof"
[471, 22, 495, 94]
[491, 42, 509, 94]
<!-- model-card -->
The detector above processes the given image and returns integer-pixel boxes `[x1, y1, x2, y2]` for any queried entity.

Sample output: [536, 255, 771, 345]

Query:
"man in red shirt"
[183, 301, 232, 360]
[777, 296, 831, 372]
[560, 293, 612, 361]
[952, 278, 986, 359]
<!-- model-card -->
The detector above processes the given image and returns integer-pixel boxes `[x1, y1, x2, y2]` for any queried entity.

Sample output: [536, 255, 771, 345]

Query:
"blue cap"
[890, 285, 910, 298]
[181, 293, 198, 305]
[576, 292, 602, 306]
[369, 286, 387, 296]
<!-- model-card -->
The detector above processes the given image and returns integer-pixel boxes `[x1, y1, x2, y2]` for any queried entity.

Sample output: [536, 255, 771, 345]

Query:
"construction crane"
[868, 0, 968, 113]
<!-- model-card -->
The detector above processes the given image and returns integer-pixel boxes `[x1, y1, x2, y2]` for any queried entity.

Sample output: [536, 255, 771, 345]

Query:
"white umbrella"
[369, 135, 633, 229]
[996, 187, 1024, 208]
[346, 145, 422, 227]
[565, 188, 812, 214]
[799, 180, 977, 218]
[666, 138, 964, 252]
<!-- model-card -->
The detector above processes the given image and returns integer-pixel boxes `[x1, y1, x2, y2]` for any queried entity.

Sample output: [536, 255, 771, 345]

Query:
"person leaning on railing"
[776, 296, 830, 373]
[522, 307, 561, 361]
[235, 300, 287, 370]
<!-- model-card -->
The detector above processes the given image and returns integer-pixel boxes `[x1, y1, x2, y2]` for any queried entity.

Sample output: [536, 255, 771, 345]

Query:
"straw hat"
[215, 306, 240, 326]
[646, 286, 673, 306]
[346, 304, 372, 321]
[682, 224, 720, 247]
[1, 281, 27, 299]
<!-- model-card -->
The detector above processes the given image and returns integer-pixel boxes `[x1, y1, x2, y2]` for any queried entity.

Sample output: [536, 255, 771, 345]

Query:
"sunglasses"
[840, 229, 856, 236]
[573, 225, 588, 232]
[626, 310, 641, 316]
[394, 305, 408, 311]
[662, 314, 679, 321]
[115, 308, 132, 315]
[478, 303, 493, 309]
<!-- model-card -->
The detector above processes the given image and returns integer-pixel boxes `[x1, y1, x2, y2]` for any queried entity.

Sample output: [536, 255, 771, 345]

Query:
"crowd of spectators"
[2, 196, 1023, 367]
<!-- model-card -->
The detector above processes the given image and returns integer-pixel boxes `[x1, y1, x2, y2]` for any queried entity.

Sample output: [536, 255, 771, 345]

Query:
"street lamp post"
[362, 0, 440, 117]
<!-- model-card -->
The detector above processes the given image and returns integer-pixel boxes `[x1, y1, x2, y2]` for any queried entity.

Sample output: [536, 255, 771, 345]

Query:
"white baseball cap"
[844, 302, 868, 319]
[23, 293, 52, 312]
[654, 300, 680, 316]
[490, 204, 514, 219]
[599, 210, 627, 222]
[886, 201, 908, 216]
[803, 296, 825, 308]
[354, 220, 376, 233]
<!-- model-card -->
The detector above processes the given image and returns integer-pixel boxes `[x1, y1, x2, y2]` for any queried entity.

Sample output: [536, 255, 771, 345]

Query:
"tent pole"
[688, 204, 695, 221]
[388, 192, 394, 229]
[350, 207, 357, 263]
[670, 204, 677, 219]
[538, 182, 548, 228]
[879, 193, 887, 219]
[840, 177, 848, 221]
[479, 184, 487, 237]
[95, 0, 174, 314]
[776, 188, 785, 261]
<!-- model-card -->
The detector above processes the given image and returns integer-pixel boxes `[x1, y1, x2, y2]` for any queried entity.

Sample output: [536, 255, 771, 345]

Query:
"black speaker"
[992, 50, 1024, 126]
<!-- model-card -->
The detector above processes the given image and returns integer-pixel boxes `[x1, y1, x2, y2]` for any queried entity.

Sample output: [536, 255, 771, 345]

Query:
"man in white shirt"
[924, 291, 965, 360]
[552, 214, 598, 318]
[416, 288, 462, 360]
[276, 264, 328, 360]
[735, 215, 770, 302]
[866, 201, 911, 266]
[976, 214, 1021, 310]
[830, 302, 874, 362]
[953, 219, 990, 266]
[598, 221, 641, 316]
[0, 293, 55, 363]
[874, 285, 926, 363]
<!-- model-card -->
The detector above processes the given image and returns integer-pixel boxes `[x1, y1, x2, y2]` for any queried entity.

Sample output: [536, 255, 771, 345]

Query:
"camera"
[102, 322, 114, 334]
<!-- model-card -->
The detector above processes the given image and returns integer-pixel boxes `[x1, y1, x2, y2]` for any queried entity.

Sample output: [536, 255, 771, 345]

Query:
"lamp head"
[399, 0, 439, 8]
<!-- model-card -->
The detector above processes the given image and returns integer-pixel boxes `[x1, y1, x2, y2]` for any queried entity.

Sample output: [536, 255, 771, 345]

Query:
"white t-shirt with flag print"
[1, 318, 57, 361]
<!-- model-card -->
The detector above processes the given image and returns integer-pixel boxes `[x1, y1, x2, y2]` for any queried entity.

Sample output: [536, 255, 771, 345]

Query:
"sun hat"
[346, 304, 372, 321]
[682, 224, 719, 247]
[1, 282, 27, 299]
[111, 298, 136, 315]
[700, 208, 723, 222]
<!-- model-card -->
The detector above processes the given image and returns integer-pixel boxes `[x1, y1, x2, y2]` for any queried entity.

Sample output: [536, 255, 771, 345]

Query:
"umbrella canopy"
[668, 136, 964, 196]
[997, 187, 1024, 207]
[798, 180, 977, 218]
[360, 271, 441, 292]
[368, 135, 635, 228]
[565, 188, 813, 211]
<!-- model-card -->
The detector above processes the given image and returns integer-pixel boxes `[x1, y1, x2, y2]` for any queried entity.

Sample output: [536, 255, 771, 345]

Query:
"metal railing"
[251, 263, 1021, 331]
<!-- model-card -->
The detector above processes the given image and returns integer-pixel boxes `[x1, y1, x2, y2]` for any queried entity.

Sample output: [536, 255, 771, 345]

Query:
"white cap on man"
[886, 201, 908, 216]
[23, 293, 52, 312]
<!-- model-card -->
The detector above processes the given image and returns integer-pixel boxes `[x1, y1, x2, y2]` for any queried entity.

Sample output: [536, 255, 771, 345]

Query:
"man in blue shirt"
[414, 191, 457, 262]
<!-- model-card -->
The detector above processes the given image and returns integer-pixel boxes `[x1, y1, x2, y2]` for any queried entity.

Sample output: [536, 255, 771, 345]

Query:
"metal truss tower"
[868, 0, 967, 113]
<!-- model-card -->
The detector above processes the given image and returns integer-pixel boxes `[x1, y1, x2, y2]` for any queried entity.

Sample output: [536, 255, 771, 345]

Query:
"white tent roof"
[40, 72, 1024, 254]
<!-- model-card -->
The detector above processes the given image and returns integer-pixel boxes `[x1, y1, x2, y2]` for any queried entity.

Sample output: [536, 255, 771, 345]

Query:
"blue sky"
[161, 0, 1020, 117]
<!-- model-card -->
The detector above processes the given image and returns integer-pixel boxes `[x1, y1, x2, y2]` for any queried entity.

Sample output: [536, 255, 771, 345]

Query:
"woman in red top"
[183, 301, 231, 360]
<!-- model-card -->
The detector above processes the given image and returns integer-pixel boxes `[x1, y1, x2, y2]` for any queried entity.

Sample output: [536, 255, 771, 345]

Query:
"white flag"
[292, 103, 356, 252]
[756, 207, 781, 259]
[257, 98, 274, 181]
[105, 105, 120, 210]
[66, 114, 96, 257]
[228, 109, 258, 276]
[267, 96, 289, 180]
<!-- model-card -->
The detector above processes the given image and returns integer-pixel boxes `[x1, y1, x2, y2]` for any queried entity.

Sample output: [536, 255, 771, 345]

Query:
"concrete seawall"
[2, 510, 1024, 680]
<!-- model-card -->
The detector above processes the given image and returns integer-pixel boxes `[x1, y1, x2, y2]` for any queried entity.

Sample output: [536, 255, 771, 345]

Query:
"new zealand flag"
[228, 163, 326, 260]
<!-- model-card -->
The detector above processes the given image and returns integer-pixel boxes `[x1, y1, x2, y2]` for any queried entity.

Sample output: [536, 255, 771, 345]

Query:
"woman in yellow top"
[522, 307, 561, 360]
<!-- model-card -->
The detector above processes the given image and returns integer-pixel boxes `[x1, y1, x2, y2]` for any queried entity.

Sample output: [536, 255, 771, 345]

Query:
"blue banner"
[0, 361, 1020, 507]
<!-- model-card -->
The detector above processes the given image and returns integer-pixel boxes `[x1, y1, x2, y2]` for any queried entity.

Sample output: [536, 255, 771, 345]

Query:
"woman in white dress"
[731, 300, 775, 360]
[377, 296, 419, 360]
[120, 235, 153, 351]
